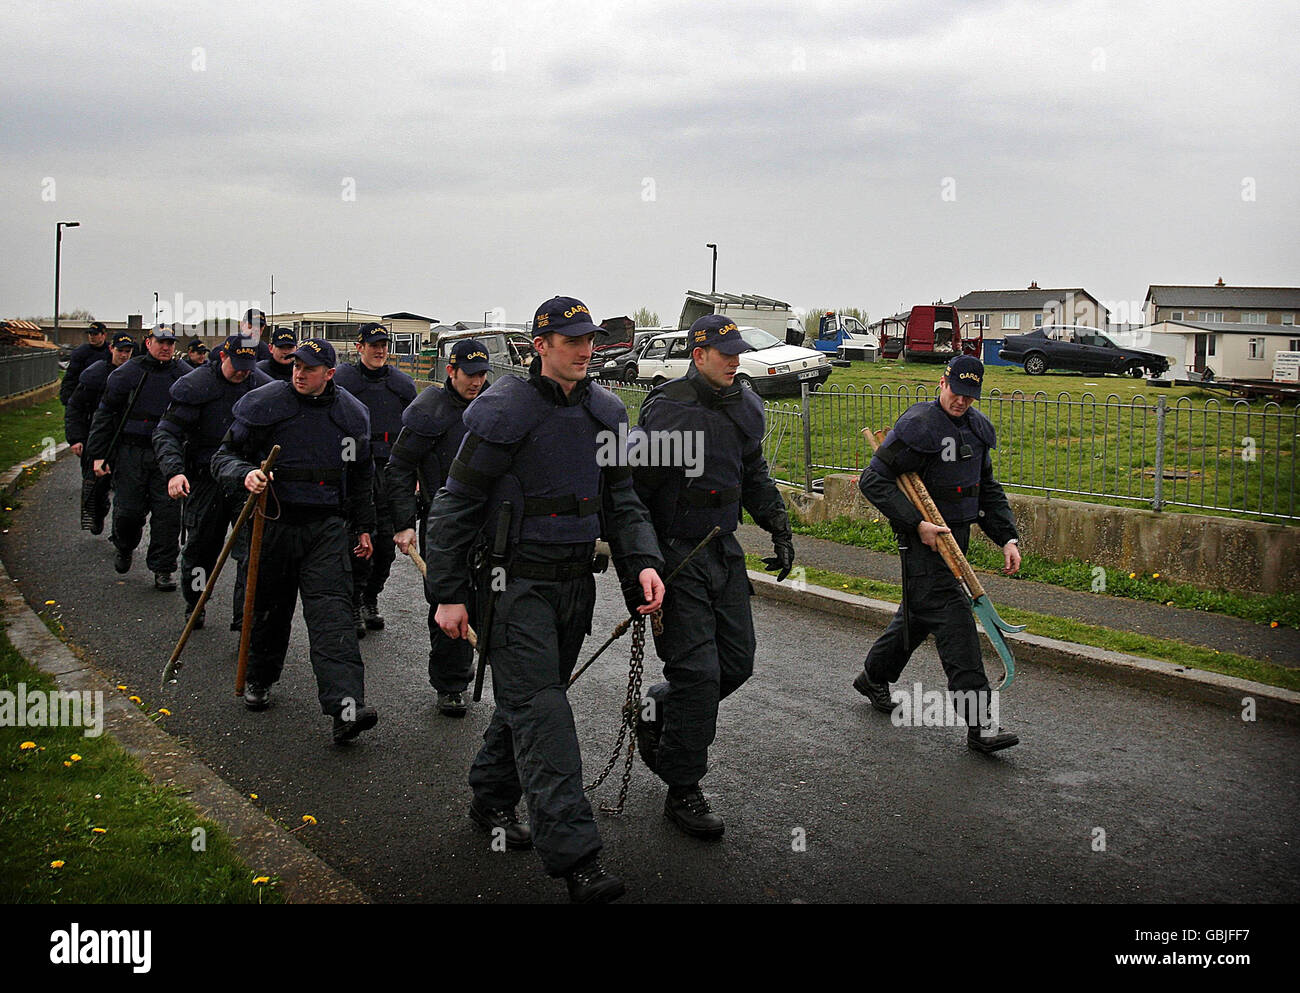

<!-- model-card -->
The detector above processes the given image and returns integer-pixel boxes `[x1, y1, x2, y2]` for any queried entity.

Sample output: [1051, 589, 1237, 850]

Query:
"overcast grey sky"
[2, 0, 1296, 328]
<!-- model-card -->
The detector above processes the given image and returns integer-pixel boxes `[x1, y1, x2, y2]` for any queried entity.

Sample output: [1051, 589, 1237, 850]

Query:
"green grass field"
[0, 394, 64, 474]
[0, 625, 282, 903]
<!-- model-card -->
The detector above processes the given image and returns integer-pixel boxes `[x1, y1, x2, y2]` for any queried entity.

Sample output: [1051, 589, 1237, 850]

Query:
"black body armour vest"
[334, 362, 415, 463]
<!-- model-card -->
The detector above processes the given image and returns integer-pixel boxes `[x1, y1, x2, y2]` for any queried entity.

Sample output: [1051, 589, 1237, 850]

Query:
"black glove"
[763, 533, 795, 582]
[622, 577, 649, 615]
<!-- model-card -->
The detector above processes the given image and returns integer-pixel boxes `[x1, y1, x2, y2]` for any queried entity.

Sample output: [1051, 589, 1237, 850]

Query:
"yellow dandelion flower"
[91, 827, 106, 834]
[70, 754, 81, 761]
[63, 761, 71, 767]
[301, 814, 317, 825]
[19, 741, 36, 750]
[1271, 621, 1279, 628]
[157, 708, 171, 716]
[250, 793, 259, 800]
[1152, 573, 1161, 579]
[1128, 572, 1136, 579]
[129, 696, 142, 704]
[44, 599, 56, 605]
[1166, 601, 1174, 606]
[50, 860, 65, 869]
[252, 876, 271, 886]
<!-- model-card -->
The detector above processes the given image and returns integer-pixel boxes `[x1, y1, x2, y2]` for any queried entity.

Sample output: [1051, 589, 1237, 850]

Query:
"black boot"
[154, 571, 177, 591]
[968, 724, 1020, 754]
[113, 548, 132, 574]
[468, 799, 532, 849]
[853, 670, 896, 714]
[353, 603, 367, 639]
[564, 857, 625, 904]
[333, 705, 378, 743]
[362, 600, 384, 630]
[243, 681, 271, 711]
[437, 691, 468, 717]
[664, 785, 725, 840]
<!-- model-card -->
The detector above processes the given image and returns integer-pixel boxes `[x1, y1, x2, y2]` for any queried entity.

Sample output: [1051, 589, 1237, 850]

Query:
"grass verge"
[782, 513, 1300, 629]
[744, 553, 1300, 693]
[0, 624, 282, 903]
[0, 393, 64, 474]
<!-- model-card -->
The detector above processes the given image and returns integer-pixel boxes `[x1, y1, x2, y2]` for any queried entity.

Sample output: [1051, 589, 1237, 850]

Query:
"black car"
[998, 326, 1170, 377]
[589, 330, 658, 382]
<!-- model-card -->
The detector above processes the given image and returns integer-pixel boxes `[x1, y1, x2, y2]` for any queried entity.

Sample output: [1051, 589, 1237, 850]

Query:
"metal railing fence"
[479, 365, 1298, 523]
[0, 350, 61, 399]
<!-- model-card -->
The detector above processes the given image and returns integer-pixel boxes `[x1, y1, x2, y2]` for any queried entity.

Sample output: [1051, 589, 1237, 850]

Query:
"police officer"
[59, 321, 110, 406]
[334, 323, 416, 636]
[425, 296, 664, 903]
[387, 338, 490, 716]
[185, 340, 209, 367]
[256, 327, 297, 382]
[66, 331, 134, 534]
[155, 338, 272, 631]
[631, 314, 795, 839]
[85, 324, 192, 588]
[238, 309, 275, 362]
[853, 355, 1022, 752]
[211, 338, 379, 744]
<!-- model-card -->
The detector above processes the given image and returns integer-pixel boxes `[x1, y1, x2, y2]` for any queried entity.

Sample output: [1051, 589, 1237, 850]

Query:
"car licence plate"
[798, 369, 819, 380]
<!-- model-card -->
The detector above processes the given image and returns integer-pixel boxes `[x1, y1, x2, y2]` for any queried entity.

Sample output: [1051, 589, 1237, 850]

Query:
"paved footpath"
[736, 525, 1300, 667]
[2, 457, 1297, 902]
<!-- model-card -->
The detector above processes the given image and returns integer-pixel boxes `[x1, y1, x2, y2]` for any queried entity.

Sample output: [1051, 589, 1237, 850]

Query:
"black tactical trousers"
[246, 512, 366, 717]
[427, 597, 475, 693]
[467, 558, 600, 878]
[110, 440, 182, 573]
[79, 451, 111, 530]
[180, 469, 248, 624]
[863, 537, 991, 727]
[351, 465, 395, 606]
[646, 534, 755, 789]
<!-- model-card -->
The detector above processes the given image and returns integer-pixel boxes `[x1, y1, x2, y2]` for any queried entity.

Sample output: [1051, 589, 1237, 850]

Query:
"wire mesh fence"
[0, 350, 61, 399]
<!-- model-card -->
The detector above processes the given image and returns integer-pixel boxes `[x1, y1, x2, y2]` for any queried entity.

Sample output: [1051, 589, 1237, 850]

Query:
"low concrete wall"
[780, 474, 1300, 595]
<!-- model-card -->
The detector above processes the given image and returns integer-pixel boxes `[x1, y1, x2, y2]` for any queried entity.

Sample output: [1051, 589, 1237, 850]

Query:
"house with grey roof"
[1142, 281, 1300, 328]
[950, 283, 1109, 337]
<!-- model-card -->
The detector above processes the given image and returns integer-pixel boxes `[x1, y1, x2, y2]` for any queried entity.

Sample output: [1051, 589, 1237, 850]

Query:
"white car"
[635, 326, 833, 396]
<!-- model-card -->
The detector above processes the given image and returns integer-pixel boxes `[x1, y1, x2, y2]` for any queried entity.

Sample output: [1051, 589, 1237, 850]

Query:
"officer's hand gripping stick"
[864, 428, 1024, 690]
[405, 545, 478, 649]
[161, 445, 280, 689]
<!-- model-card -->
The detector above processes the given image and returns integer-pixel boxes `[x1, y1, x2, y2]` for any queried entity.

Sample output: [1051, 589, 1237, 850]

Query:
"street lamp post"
[54, 221, 80, 345]
[153, 291, 159, 327]
[706, 243, 717, 295]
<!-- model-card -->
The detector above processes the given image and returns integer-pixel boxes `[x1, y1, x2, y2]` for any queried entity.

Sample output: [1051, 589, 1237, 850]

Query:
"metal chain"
[584, 611, 660, 815]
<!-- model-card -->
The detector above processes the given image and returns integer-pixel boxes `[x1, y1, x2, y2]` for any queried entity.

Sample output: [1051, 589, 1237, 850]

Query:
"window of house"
[1208, 336, 1216, 356]
[1034, 313, 1044, 328]
[1002, 314, 1020, 330]
[1248, 337, 1265, 360]
[1289, 339, 1300, 352]
[1170, 311, 1183, 321]
[1283, 314, 1295, 325]
[1242, 313, 1267, 324]
[1201, 312, 1224, 323]
[976, 313, 991, 329]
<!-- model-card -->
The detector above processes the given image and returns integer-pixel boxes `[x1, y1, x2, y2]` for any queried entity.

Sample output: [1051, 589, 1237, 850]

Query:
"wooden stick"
[235, 487, 268, 696]
[162, 446, 280, 688]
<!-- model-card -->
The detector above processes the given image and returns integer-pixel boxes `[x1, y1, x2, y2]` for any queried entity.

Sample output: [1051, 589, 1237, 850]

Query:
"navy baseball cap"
[944, 355, 984, 398]
[187, 340, 208, 353]
[357, 322, 390, 344]
[449, 339, 491, 374]
[689, 314, 753, 355]
[110, 331, 135, 349]
[291, 337, 335, 368]
[242, 309, 267, 328]
[269, 326, 297, 347]
[532, 296, 599, 337]
[151, 324, 178, 341]
[88, 321, 107, 334]
[223, 337, 258, 371]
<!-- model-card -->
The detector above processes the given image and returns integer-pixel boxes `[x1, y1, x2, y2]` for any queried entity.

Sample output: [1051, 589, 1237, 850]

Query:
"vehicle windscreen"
[740, 327, 783, 350]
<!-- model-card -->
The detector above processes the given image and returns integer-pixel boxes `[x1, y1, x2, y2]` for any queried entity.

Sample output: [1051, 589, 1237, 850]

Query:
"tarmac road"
[3, 456, 1298, 903]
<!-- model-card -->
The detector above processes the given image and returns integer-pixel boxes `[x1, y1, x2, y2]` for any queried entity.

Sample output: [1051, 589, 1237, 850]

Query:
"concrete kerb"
[748, 570, 1300, 724]
[0, 443, 367, 903]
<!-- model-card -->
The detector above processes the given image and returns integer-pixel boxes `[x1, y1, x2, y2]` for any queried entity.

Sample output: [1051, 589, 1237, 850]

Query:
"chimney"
[1028, 280, 1039, 290]
[1215, 276, 1226, 287]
